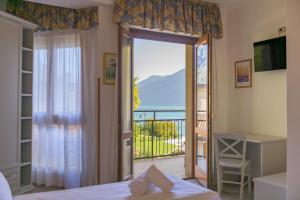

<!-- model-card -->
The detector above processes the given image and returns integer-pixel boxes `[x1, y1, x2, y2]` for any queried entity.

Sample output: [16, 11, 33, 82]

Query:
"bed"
[14, 177, 220, 200]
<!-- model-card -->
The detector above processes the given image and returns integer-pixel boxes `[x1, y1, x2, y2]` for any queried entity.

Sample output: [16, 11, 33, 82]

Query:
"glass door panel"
[194, 39, 209, 186]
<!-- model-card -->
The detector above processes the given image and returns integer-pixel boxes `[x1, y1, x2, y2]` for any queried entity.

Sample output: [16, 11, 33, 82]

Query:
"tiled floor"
[211, 185, 253, 200]
[134, 155, 208, 178]
[134, 155, 186, 178]
[186, 181, 253, 200]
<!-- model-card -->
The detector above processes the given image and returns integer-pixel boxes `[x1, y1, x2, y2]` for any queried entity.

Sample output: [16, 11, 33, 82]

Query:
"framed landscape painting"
[235, 59, 252, 88]
[103, 52, 117, 85]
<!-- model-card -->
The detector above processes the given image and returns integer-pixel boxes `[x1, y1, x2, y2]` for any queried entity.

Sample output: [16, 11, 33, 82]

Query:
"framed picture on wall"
[103, 52, 117, 85]
[235, 59, 252, 88]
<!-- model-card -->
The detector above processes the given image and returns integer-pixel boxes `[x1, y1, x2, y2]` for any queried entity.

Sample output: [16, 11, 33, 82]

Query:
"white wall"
[286, 0, 300, 199]
[213, 0, 287, 138]
[97, 4, 119, 184]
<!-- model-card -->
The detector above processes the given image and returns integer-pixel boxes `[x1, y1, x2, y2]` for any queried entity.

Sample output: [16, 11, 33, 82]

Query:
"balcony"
[133, 110, 207, 178]
[133, 110, 186, 160]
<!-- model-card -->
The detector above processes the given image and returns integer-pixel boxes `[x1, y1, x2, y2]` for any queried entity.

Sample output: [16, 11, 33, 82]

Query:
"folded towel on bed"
[128, 172, 153, 196]
[147, 165, 174, 192]
[128, 165, 175, 196]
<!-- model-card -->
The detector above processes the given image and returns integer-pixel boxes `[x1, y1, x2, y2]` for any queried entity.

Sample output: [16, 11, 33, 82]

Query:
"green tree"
[133, 77, 140, 110]
[134, 121, 179, 138]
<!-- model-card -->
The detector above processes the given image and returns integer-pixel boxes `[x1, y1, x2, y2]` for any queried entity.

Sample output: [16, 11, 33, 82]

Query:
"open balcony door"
[118, 26, 134, 181]
[194, 37, 210, 187]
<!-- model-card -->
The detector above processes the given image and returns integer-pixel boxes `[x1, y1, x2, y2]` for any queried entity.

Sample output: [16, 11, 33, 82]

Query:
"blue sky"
[134, 38, 186, 82]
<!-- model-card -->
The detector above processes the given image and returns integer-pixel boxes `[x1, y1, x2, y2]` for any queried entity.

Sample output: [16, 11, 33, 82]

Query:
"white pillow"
[0, 172, 13, 200]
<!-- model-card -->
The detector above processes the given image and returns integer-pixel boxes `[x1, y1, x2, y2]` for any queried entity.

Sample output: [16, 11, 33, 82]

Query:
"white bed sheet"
[14, 177, 220, 200]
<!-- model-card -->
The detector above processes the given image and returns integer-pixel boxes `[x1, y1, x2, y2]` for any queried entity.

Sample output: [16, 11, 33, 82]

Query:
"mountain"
[137, 69, 185, 107]
[137, 45, 208, 108]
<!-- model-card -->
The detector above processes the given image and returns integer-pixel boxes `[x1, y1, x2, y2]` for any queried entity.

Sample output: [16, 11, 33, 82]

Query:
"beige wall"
[211, 9, 230, 134]
[96, 0, 288, 184]
[97, 4, 119, 184]
[286, 0, 300, 199]
[96, 3, 300, 199]
[213, 1, 287, 138]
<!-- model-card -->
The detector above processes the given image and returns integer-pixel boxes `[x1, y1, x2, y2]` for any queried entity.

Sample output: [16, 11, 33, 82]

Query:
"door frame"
[117, 26, 212, 184]
[194, 36, 213, 187]
[129, 28, 198, 45]
[117, 26, 135, 181]
[207, 36, 213, 188]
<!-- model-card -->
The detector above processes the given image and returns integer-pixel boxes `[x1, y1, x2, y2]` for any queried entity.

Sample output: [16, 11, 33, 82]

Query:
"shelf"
[21, 94, 32, 97]
[17, 23, 35, 196]
[22, 47, 33, 52]
[23, 29, 33, 49]
[20, 162, 31, 167]
[21, 117, 32, 120]
[22, 66, 33, 71]
[22, 51, 33, 71]
[21, 139, 32, 144]
[21, 142, 32, 163]
[21, 96, 32, 117]
[22, 70, 32, 74]
[20, 162, 33, 194]
[22, 73, 32, 94]
[21, 119, 32, 140]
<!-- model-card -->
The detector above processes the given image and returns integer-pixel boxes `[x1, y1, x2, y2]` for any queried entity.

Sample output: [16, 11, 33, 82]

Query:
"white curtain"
[32, 30, 97, 189]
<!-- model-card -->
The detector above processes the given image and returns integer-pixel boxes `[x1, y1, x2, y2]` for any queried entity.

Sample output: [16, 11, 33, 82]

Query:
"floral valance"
[7, 1, 99, 31]
[112, 0, 223, 39]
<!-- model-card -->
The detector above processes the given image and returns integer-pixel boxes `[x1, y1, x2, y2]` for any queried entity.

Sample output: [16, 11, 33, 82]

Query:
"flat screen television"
[253, 36, 286, 72]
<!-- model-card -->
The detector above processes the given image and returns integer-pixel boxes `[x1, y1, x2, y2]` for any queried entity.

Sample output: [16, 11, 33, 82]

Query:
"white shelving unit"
[0, 10, 37, 195]
[19, 26, 35, 194]
[0, 11, 37, 194]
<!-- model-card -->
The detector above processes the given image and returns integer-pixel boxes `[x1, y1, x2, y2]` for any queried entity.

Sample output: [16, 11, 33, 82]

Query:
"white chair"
[214, 133, 251, 200]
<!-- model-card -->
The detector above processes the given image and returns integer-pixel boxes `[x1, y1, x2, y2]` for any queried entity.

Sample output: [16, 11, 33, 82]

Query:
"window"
[32, 32, 83, 188]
